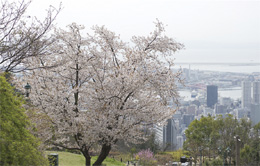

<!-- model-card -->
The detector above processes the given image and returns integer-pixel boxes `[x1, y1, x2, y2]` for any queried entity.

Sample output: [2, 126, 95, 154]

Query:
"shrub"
[209, 158, 223, 166]
[135, 149, 157, 166]
[155, 153, 173, 165]
[0, 75, 48, 166]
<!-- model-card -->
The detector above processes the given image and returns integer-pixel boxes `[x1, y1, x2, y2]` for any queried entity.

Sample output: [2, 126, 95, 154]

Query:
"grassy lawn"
[46, 151, 125, 166]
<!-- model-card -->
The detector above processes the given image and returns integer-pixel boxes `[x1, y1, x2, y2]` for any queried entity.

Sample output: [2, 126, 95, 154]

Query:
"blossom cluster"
[135, 149, 157, 166]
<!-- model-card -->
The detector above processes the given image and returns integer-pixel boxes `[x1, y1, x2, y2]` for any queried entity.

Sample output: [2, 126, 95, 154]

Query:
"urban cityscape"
[153, 64, 260, 151]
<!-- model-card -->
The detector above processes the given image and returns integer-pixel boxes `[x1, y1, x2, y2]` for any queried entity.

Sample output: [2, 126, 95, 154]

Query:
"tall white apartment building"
[242, 81, 251, 108]
[253, 81, 260, 104]
[251, 104, 260, 126]
[163, 119, 177, 151]
[153, 124, 164, 147]
[177, 135, 184, 150]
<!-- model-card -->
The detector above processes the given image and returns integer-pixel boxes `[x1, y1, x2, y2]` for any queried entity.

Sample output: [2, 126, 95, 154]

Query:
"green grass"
[46, 151, 125, 166]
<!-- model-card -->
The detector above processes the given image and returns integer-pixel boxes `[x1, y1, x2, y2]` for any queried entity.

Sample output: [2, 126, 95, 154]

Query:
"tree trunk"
[202, 155, 204, 163]
[93, 144, 111, 166]
[82, 148, 91, 166]
[209, 149, 211, 161]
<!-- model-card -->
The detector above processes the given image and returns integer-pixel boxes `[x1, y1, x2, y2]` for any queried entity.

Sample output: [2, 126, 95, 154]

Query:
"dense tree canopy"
[184, 115, 260, 166]
[19, 20, 184, 165]
[0, 74, 47, 166]
[184, 116, 215, 165]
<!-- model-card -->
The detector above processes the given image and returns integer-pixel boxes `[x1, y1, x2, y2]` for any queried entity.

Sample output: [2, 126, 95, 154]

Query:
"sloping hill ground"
[46, 151, 125, 166]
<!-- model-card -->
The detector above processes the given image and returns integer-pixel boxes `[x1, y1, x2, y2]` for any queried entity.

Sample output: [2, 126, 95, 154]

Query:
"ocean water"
[218, 87, 241, 100]
[179, 87, 241, 102]
[173, 63, 260, 73]
[175, 63, 258, 101]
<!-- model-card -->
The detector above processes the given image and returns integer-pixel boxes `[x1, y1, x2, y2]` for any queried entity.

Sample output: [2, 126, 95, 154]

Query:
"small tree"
[0, 74, 48, 166]
[183, 119, 202, 165]
[20, 20, 183, 166]
[135, 149, 157, 166]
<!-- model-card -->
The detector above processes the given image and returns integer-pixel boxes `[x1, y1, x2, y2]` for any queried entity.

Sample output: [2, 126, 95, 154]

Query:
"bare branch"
[0, 0, 61, 73]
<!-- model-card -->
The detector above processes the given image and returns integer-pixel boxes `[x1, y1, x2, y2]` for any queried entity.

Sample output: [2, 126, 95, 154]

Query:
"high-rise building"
[253, 81, 260, 104]
[153, 124, 164, 147]
[183, 68, 190, 82]
[182, 114, 194, 127]
[177, 135, 184, 150]
[250, 104, 260, 126]
[207, 85, 218, 108]
[242, 81, 251, 108]
[163, 119, 177, 151]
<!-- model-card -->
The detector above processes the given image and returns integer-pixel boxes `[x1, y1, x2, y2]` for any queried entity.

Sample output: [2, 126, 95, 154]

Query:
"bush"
[208, 158, 222, 166]
[0, 75, 48, 166]
[170, 149, 189, 161]
[155, 153, 173, 165]
[135, 149, 157, 166]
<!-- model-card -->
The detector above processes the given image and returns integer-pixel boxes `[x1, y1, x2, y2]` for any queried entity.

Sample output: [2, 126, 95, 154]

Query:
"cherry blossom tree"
[20, 20, 184, 166]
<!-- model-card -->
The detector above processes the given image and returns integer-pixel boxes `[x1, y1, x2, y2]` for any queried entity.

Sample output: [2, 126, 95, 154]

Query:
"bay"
[179, 87, 241, 102]
[174, 63, 260, 73]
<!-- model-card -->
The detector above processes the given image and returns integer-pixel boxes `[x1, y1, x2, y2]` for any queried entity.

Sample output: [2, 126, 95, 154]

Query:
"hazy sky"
[27, 0, 260, 63]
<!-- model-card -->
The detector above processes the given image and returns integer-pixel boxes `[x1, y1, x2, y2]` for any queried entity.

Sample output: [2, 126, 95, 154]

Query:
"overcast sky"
[27, 0, 260, 63]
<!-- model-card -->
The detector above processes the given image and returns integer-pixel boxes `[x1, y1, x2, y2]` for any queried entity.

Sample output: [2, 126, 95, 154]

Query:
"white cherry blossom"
[20, 20, 184, 166]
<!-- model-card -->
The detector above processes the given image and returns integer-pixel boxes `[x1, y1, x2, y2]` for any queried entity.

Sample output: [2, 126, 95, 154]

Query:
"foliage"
[240, 122, 260, 166]
[19, 20, 183, 165]
[154, 153, 173, 165]
[205, 158, 222, 166]
[135, 149, 157, 166]
[130, 148, 137, 159]
[135, 132, 161, 154]
[168, 149, 189, 161]
[184, 114, 259, 165]
[184, 116, 213, 165]
[240, 144, 253, 166]
[114, 132, 161, 156]
[0, 75, 48, 166]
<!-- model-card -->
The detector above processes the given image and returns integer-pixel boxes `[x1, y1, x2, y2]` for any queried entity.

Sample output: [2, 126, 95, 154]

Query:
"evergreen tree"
[0, 75, 48, 166]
